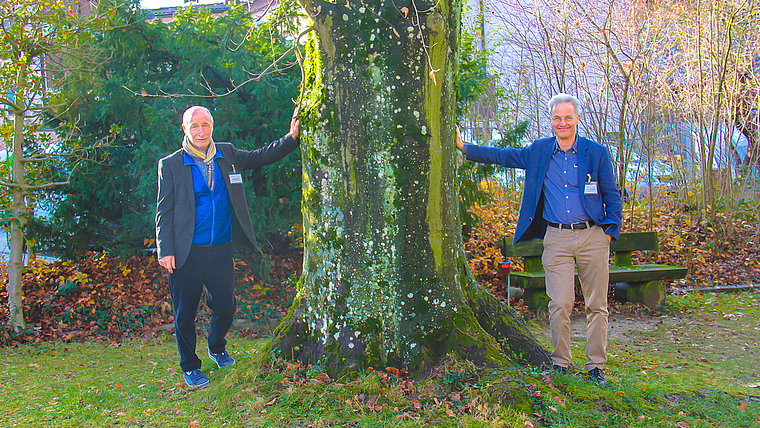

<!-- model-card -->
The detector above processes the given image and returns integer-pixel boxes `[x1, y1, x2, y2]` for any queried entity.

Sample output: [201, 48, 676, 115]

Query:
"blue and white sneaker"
[208, 350, 236, 368]
[183, 369, 210, 388]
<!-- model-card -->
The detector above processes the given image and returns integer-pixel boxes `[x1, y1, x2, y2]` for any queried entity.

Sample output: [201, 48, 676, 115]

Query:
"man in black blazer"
[155, 105, 300, 388]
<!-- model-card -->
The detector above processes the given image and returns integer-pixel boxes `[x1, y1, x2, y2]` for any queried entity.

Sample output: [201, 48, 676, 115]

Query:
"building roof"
[143, 2, 229, 20]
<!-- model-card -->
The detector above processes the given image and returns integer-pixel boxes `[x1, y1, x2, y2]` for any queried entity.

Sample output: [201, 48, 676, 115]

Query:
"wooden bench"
[499, 231, 688, 310]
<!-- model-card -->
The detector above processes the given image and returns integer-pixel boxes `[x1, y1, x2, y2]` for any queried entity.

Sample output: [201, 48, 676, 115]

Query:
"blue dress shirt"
[542, 139, 591, 224]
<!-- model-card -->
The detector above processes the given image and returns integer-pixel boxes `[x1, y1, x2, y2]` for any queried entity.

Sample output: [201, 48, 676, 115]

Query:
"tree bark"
[268, 0, 549, 373]
[8, 101, 28, 331]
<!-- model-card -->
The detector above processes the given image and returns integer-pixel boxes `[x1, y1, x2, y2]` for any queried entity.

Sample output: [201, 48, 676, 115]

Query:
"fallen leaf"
[411, 398, 422, 411]
[396, 412, 419, 420]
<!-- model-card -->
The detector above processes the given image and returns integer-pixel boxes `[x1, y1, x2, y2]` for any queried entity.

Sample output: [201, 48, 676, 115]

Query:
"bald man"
[156, 106, 300, 388]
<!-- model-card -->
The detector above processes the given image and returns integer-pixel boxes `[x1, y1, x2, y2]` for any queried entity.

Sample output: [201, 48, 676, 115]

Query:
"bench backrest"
[610, 232, 659, 252]
[500, 231, 659, 269]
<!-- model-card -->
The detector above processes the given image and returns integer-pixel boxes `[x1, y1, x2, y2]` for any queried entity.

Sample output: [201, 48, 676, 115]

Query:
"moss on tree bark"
[268, 0, 550, 374]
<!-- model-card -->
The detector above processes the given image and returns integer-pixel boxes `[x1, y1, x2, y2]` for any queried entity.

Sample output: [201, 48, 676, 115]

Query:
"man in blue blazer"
[456, 94, 622, 384]
[156, 106, 300, 388]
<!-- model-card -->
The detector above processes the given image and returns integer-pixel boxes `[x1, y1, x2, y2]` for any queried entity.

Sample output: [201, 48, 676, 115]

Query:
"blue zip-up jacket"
[183, 151, 232, 246]
[156, 136, 300, 270]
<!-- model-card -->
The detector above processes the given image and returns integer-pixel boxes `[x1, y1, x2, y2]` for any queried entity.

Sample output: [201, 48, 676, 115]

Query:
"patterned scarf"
[182, 136, 217, 190]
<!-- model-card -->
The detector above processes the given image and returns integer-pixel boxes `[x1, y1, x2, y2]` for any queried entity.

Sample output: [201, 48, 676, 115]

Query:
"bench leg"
[614, 281, 665, 309]
[523, 288, 551, 310]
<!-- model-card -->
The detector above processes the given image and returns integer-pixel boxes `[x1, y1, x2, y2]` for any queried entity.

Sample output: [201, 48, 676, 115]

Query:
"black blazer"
[155, 135, 299, 270]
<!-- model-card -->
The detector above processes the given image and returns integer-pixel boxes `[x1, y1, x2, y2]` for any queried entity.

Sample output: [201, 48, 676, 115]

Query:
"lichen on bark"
[268, 0, 550, 374]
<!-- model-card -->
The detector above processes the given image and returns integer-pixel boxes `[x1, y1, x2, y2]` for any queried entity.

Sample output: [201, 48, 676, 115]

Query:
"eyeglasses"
[551, 116, 577, 124]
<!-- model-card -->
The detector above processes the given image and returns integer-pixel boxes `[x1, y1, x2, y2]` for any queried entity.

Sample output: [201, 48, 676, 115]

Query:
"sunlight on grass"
[1, 290, 759, 427]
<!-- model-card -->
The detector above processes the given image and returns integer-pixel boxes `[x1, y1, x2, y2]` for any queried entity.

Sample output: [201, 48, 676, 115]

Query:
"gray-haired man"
[456, 94, 622, 384]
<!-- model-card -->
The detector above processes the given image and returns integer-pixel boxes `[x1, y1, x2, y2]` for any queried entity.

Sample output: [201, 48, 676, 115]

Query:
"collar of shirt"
[552, 136, 579, 154]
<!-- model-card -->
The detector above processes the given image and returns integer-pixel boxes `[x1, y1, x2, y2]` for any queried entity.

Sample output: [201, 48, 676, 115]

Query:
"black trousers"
[168, 242, 235, 372]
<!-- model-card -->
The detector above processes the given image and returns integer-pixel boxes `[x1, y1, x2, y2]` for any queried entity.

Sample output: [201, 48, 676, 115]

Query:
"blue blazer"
[465, 135, 622, 244]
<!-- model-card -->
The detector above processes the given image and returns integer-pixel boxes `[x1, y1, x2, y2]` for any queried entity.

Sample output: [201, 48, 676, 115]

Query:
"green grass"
[2, 291, 760, 427]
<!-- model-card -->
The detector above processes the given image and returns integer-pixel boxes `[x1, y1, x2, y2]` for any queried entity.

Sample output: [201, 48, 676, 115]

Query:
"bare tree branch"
[122, 27, 313, 100]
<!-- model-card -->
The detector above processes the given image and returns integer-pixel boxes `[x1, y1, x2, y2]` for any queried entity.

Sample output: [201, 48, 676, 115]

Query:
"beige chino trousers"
[542, 224, 610, 370]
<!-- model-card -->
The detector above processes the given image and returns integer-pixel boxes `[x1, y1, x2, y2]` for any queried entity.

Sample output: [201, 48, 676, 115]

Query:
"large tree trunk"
[269, 0, 549, 373]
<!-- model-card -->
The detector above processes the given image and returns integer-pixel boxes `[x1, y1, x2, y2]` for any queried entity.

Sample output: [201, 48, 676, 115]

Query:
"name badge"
[584, 181, 598, 195]
[229, 173, 243, 184]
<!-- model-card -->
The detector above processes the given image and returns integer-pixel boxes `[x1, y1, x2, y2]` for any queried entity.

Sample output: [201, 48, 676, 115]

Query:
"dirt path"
[529, 312, 681, 342]
[528, 298, 760, 393]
